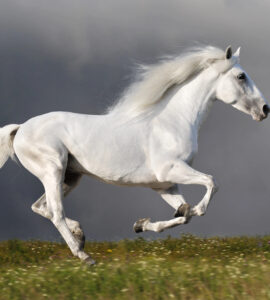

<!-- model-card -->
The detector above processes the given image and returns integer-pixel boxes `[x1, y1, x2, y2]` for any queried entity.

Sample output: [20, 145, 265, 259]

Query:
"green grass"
[1, 235, 270, 299]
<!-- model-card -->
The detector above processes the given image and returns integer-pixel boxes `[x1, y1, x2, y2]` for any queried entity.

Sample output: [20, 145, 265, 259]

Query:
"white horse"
[0, 45, 268, 265]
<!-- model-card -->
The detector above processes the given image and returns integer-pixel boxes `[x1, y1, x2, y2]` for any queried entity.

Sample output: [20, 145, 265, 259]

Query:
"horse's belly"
[67, 131, 157, 185]
[72, 149, 156, 186]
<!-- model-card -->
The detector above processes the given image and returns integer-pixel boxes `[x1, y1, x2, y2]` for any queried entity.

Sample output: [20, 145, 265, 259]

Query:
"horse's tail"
[0, 124, 20, 168]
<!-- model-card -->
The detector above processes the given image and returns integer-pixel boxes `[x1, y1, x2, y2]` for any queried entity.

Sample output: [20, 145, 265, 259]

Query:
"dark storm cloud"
[1, 0, 270, 241]
[0, 0, 268, 67]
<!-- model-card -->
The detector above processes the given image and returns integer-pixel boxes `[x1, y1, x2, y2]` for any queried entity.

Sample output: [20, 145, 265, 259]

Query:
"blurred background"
[0, 0, 270, 241]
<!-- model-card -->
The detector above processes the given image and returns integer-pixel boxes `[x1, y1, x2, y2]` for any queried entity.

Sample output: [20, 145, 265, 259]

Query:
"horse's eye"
[237, 73, 246, 81]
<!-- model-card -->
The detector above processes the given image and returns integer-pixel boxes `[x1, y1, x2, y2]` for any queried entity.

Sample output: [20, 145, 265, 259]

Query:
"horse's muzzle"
[252, 104, 269, 121]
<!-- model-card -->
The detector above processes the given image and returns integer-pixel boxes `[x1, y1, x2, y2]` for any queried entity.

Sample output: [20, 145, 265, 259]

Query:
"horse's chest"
[177, 137, 198, 162]
[151, 127, 198, 162]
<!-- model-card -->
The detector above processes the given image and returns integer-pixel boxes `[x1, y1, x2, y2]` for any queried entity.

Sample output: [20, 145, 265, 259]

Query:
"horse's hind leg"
[31, 172, 85, 249]
[14, 142, 94, 264]
[40, 163, 94, 264]
[62, 171, 85, 248]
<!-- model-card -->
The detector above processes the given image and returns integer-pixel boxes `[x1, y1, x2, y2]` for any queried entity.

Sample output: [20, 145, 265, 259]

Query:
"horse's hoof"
[133, 218, 150, 233]
[83, 257, 96, 266]
[174, 203, 191, 220]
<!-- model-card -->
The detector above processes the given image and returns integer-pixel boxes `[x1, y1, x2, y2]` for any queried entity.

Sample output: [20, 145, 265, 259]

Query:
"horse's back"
[13, 111, 156, 186]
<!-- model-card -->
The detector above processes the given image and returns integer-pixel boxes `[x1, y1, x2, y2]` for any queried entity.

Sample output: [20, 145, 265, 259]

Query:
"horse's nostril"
[263, 104, 269, 116]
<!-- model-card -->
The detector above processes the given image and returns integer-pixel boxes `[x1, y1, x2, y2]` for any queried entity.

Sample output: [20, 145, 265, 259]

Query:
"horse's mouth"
[252, 114, 267, 122]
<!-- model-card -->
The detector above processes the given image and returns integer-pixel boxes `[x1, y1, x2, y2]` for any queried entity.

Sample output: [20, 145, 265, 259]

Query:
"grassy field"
[1, 235, 270, 299]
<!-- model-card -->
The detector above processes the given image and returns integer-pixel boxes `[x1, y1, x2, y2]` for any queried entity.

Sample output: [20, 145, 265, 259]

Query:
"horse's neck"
[158, 68, 218, 132]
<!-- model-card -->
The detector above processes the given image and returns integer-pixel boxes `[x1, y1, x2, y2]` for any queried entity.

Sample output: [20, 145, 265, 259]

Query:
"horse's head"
[215, 46, 269, 121]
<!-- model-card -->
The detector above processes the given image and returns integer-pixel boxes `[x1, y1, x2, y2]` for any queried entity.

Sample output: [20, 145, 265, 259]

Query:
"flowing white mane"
[109, 46, 231, 117]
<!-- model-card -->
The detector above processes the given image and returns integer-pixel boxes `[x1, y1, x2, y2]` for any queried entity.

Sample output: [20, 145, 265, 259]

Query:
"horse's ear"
[225, 45, 232, 59]
[234, 47, 241, 58]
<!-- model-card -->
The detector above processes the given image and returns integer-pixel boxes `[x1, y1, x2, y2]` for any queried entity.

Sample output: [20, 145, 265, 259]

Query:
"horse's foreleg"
[134, 184, 193, 233]
[156, 160, 218, 217]
[134, 216, 187, 233]
[155, 185, 192, 221]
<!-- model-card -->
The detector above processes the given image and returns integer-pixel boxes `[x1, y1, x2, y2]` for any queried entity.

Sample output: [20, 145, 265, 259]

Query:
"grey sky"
[1, 0, 270, 241]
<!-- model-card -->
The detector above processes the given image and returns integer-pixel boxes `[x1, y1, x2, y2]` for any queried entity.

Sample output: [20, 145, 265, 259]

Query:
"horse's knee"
[207, 175, 219, 193]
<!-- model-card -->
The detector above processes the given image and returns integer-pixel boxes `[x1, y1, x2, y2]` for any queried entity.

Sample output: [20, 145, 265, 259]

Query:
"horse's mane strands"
[108, 46, 227, 117]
